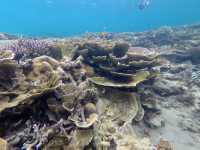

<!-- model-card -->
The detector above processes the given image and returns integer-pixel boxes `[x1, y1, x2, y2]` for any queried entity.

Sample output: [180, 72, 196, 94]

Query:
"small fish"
[138, 0, 152, 10]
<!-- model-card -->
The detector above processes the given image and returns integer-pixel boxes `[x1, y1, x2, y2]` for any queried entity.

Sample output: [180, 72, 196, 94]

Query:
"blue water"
[0, 0, 200, 37]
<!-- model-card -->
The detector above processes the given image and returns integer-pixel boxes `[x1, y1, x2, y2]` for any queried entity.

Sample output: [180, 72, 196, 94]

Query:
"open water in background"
[0, 0, 200, 37]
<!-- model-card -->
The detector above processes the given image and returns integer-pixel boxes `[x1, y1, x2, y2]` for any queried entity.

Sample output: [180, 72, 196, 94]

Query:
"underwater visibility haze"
[1, 0, 200, 150]
[0, 0, 200, 36]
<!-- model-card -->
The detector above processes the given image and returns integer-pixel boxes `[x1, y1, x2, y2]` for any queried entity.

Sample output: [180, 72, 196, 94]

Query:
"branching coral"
[1, 39, 62, 62]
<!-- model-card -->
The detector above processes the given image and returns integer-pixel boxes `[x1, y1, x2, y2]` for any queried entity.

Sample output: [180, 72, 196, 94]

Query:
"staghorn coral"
[1, 39, 62, 62]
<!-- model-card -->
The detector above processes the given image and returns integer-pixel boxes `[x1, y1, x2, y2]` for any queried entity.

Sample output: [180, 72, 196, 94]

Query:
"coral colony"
[1, 24, 200, 149]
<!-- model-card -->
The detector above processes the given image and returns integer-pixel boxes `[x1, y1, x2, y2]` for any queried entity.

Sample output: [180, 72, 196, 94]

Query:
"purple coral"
[7, 39, 52, 52]
[0, 39, 62, 62]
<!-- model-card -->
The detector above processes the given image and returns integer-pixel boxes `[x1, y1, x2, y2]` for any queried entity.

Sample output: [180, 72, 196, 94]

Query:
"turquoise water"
[0, 0, 200, 37]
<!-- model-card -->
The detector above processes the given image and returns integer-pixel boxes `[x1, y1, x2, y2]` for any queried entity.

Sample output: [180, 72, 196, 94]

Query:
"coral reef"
[0, 54, 96, 149]
[0, 39, 160, 149]
[67, 24, 200, 150]
[73, 42, 159, 85]
[68, 42, 161, 149]
[1, 39, 62, 62]
[2, 23, 200, 149]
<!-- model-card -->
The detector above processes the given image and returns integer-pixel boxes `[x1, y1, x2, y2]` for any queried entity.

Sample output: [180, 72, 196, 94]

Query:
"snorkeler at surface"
[138, 0, 152, 10]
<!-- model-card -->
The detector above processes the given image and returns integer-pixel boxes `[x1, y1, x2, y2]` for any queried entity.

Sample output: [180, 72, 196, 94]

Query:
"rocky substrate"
[1, 24, 200, 150]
